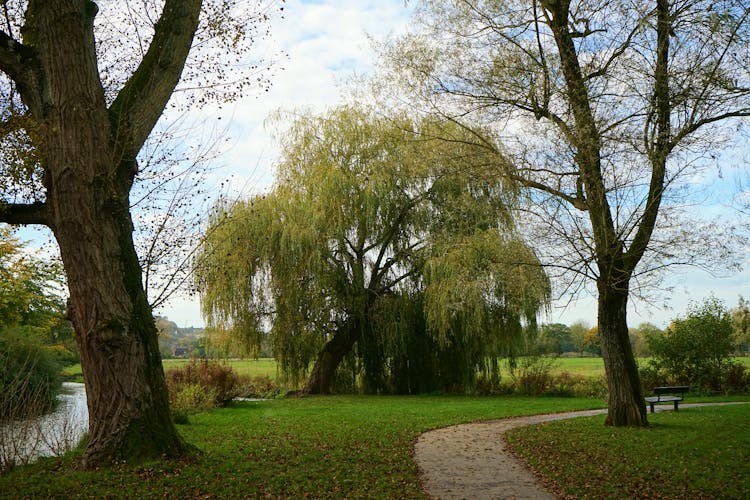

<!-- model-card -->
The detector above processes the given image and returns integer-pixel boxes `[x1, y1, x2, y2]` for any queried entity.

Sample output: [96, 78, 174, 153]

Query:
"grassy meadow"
[62, 356, 750, 388]
[162, 357, 279, 379]
[3, 395, 748, 498]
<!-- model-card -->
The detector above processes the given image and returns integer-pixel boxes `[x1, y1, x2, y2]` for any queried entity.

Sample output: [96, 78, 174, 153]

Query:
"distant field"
[554, 356, 750, 377]
[162, 358, 278, 379]
[164, 356, 750, 380]
[61, 358, 280, 381]
[548, 357, 606, 378]
[63, 356, 750, 382]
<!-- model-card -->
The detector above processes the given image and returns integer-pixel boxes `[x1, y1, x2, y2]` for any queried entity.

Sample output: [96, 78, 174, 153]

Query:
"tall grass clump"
[165, 359, 239, 413]
[164, 360, 282, 420]
[0, 334, 61, 419]
[0, 336, 73, 473]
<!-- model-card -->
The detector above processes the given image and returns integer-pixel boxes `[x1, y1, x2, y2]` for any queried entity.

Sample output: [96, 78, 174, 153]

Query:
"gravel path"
[414, 403, 747, 499]
[415, 409, 606, 499]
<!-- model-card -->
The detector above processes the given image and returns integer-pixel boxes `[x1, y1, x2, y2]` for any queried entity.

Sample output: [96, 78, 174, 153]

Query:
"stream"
[1, 382, 88, 467]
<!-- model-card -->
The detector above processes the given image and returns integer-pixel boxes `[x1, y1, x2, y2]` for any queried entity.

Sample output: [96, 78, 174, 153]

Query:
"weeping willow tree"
[196, 106, 550, 394]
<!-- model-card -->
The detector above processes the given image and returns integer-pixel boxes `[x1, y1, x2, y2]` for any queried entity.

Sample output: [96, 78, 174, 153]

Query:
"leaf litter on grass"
[506, 405, 750, 499]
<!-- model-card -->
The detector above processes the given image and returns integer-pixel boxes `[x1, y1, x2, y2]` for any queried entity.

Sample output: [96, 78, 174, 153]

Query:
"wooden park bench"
[644, 386, 689, 413]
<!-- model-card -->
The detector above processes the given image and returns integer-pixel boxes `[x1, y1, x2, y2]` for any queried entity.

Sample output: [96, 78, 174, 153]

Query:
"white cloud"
[192, 0, 414, 197]
[155, 0, 414, 326]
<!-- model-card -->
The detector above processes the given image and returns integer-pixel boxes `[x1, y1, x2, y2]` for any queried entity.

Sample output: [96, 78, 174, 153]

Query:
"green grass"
[162, 357, 279, 379]
[67, 357, 593, 381]
[4, 396, 748, 497]
[61, 358, 280, 381]
[545, 356, 607, 378]
[530, 356, 750, 378]
[1, 395, 601, 497]
[63, 356, 750, 383]
[506, 403, 750, 499]
[61, 363, 84, 383]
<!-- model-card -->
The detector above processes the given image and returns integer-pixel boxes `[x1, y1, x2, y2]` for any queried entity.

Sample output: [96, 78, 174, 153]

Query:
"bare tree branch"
[0, 30, 43, 117]
[108, 0, 202, 164]
[0, 201, 48, 226]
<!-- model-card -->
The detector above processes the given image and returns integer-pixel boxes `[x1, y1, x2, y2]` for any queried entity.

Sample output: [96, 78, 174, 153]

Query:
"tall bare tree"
[379, 0, 750, 425]
[0, 0, 280, 466]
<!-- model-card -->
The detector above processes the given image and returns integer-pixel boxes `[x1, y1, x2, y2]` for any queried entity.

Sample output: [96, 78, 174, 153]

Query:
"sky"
[15, 0, 750, 329]
[152, 0, 420, 326]
[160, 0, 750, 329]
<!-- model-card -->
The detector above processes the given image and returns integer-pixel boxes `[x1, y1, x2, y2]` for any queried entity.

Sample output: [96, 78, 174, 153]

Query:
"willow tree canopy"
[196, 105, 550, 393]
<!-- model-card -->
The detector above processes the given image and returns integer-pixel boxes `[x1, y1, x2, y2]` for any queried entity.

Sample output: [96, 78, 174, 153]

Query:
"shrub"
[638, 363, 670, 393]
[721, 363, 750, 394]
[508, 356, 556, 395]
[45, 344, 78, 367]
[173, 383, 218, 412]
[491, 360, 608, 398]
[165, 360, 240, 413]
[646, 297, 744, 393]
[572, 374, 608, 399]
[236, 374, 282, 399]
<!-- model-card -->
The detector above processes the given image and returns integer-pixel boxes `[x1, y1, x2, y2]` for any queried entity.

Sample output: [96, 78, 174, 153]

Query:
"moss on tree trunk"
[597, 283, 648, 427]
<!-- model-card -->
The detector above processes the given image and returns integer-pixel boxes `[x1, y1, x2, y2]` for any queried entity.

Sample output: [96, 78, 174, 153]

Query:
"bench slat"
[653, 386, 689, 394]
[645, 386, 689, 413]
[645, 396, 681, 402]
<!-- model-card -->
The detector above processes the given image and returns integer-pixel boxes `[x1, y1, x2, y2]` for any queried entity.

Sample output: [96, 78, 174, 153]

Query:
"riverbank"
[0, 382, 87, 470]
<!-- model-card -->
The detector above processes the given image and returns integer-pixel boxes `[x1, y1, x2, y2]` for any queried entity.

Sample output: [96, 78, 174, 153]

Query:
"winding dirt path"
[414, 403, 747, 499]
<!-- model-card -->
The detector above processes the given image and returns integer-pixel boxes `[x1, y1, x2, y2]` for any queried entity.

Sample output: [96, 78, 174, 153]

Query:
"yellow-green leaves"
[196, 105, 549, 388]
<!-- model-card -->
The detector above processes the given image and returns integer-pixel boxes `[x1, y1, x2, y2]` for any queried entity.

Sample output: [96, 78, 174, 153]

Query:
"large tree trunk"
[544, 0, 649, 427]
[34, 0, 189, 466]
[597, 281, 648, 427]
[57, 191, 189, 467]
[302, 319, 362, 395]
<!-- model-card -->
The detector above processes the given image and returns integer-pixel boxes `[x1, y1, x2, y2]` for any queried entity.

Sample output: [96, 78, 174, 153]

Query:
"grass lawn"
[545, 356, 607, 378]
[2, 396, 602, 497]
[4, 396, 748, 497]
[530, 356, 750, 378]
[162, 357, 279, 379]
[61, 358, 280, 382]
[66, 357, 600, 382]
[63, 356, 750, 385]
[60, 357, 615, 383]
[506, 403, 750, 499]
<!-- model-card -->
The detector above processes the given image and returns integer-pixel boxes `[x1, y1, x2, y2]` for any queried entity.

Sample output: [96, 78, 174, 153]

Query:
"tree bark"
[57, 186, 189, 467]
[22, 0, 195, 466]
[597, 280, 648, 426]
[302, 319, 362, 395]
[543, 0, 649, 426]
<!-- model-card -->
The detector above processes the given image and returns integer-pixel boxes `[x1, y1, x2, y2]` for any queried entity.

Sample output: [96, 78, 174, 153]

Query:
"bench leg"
[649, 403, 655, 413]
[674, 400, 678, 411]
